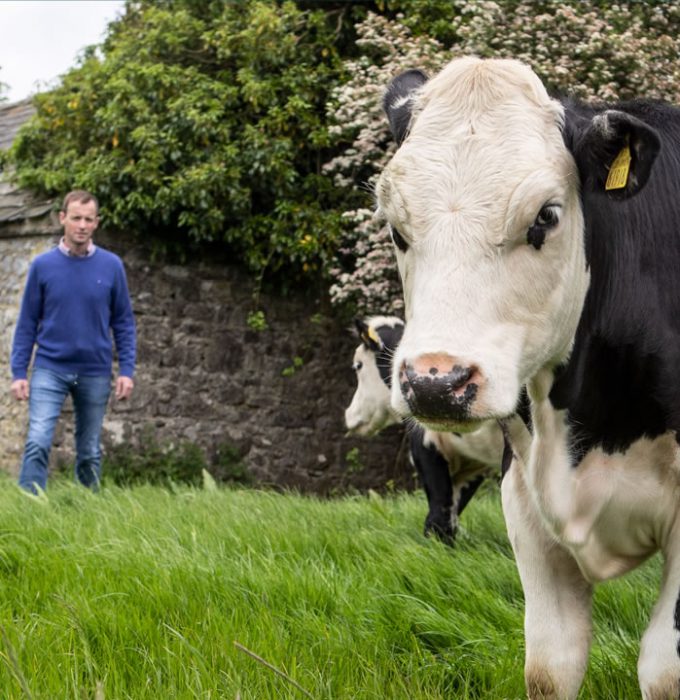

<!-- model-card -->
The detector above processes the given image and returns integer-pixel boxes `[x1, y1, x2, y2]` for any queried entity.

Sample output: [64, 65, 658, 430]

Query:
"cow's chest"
[429, 423, 504, 472]
[525, 391, 680, 583]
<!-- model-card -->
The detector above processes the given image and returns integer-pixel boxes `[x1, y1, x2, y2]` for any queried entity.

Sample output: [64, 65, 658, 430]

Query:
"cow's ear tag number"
[605, 144, 631, 190]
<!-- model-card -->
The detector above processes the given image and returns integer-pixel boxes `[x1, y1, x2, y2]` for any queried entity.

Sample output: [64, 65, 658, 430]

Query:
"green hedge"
[5, 0, 362, 289]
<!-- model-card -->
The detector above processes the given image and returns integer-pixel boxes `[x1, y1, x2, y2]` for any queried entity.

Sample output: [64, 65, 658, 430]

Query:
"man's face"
[59, 199, 99, 252]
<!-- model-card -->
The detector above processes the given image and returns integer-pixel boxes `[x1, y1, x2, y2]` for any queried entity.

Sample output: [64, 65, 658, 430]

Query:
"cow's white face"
[378, 57, 590, 432]
[345, 344, 400, 436]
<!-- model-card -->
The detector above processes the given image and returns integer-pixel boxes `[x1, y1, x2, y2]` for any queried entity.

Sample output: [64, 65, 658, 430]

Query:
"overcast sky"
[0, 0, 125, 103]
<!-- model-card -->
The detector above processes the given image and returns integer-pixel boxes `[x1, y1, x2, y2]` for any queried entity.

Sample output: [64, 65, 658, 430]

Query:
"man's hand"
[11, 379, 29, 401]
[115, 376, 134, 401]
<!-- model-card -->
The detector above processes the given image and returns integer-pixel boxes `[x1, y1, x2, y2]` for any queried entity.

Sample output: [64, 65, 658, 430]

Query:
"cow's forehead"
[378, 59, 569, 236]
[415, 56, 558, 121]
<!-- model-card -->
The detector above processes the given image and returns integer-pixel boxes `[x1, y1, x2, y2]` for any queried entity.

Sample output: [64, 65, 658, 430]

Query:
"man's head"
[59, 190, 99, 253]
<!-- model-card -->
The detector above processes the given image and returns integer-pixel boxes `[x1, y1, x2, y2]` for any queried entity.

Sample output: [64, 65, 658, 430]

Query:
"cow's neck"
[550, 331, 671, 462]
[523, 368, 583, 538]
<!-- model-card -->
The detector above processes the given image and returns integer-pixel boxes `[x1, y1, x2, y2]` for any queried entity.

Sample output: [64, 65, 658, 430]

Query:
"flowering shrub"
[452, 2, 680, 103]
[326, 3, 680, 315]
[324, 14, 446, 315]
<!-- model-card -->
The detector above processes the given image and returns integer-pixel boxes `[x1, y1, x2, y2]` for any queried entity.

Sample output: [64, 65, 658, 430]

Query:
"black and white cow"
[345, 315, 502, 543]
[378, 56, 680, 699]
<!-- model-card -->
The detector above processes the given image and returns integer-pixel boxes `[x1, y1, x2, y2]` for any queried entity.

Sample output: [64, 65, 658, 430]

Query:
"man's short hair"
[62, 190, 99, 215]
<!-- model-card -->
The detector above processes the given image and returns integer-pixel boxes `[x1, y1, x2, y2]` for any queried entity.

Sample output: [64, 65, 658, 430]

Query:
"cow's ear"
[568, 109, 660, 199]
[354, 318, 382, 351]
[383, 69, 428, 146]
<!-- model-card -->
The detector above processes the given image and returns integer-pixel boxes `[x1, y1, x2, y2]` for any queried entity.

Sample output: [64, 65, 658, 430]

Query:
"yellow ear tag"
[366, 326, 381, 345]
[605, 144, 631, 191]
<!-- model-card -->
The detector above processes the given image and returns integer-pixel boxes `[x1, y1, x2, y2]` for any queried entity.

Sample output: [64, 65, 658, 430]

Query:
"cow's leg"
[502, 463, 593, 700]
[638, 519, 680, 699]
[455, 474, 485, 516]
[409, 432, 455, 544]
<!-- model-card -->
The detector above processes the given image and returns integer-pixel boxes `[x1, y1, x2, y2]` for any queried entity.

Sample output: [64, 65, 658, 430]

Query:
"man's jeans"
[18, 368, 112, 493]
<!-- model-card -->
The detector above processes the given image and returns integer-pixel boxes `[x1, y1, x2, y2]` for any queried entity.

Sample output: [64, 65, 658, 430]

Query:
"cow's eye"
[536, 204, 560, 228]
[527, 204, 561, 250]
[390, 225, 409, 253]
[352, 361, 363, 372]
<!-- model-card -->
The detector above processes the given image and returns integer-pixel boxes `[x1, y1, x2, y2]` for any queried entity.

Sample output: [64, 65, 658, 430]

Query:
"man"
[10, 190, 136, 493]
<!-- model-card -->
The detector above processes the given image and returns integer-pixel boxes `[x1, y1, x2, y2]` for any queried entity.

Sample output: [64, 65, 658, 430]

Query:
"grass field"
[0, 473, 659, 699]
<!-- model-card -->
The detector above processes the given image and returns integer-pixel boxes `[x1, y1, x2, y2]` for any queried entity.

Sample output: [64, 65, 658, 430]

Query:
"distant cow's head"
[344, 316, 404, 436]
[378, 57, 660, 432]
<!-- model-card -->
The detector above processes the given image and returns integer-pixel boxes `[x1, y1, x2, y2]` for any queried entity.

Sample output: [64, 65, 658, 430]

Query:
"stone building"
[0, 99, 410, 494]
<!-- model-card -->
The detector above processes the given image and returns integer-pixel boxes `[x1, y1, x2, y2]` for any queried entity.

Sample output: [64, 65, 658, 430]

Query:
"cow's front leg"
[410, 432, 455, 544]
[502, 463, 593, 700]
[638, 519, 680, 699]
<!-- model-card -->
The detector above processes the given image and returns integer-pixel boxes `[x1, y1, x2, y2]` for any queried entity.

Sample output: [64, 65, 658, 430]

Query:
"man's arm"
[110, 259, 136, 400]
[10, 262, 42, 400]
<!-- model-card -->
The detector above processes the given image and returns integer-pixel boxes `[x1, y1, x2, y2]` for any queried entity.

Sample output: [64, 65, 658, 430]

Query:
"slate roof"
[0, 98, 58, 233]
[0, 180, 55, 226]
[0, 98, 35, 152]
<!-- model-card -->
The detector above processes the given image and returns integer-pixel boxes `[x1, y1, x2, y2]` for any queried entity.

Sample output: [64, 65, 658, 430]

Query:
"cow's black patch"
[500, 441, 513, 478]
[499, 421, 515, 479]
[383, 69, 428, 146]
[551, 98, 680, 461]
[391, 225, 409, 253]
[373, 322, 404, 388]
[516, 387, 532, 434]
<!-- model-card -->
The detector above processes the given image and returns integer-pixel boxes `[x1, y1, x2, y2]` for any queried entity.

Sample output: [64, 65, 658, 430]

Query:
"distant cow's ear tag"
[605, 144, 631, 191]
[361, 325, 382, 349]
[367, 326, 381, 345]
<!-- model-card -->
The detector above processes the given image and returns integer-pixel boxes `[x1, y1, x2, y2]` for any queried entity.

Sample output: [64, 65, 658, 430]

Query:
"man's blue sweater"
[11, 247, 136, 380]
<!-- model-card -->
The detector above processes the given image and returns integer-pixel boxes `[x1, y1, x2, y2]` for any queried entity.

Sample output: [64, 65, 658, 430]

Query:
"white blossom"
[325, 5, 680, 314]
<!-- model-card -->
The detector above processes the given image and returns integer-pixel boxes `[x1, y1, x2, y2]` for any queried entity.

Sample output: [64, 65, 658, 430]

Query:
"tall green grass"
[0, 474, 659, 699]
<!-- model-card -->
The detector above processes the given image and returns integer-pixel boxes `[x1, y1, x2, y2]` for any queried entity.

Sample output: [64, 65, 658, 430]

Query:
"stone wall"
[0, 231, 55, 469]
[0, 223, 412, 494]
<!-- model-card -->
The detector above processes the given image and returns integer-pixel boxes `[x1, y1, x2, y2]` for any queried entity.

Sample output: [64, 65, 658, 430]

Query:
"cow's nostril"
[449, 365, 473, 391]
